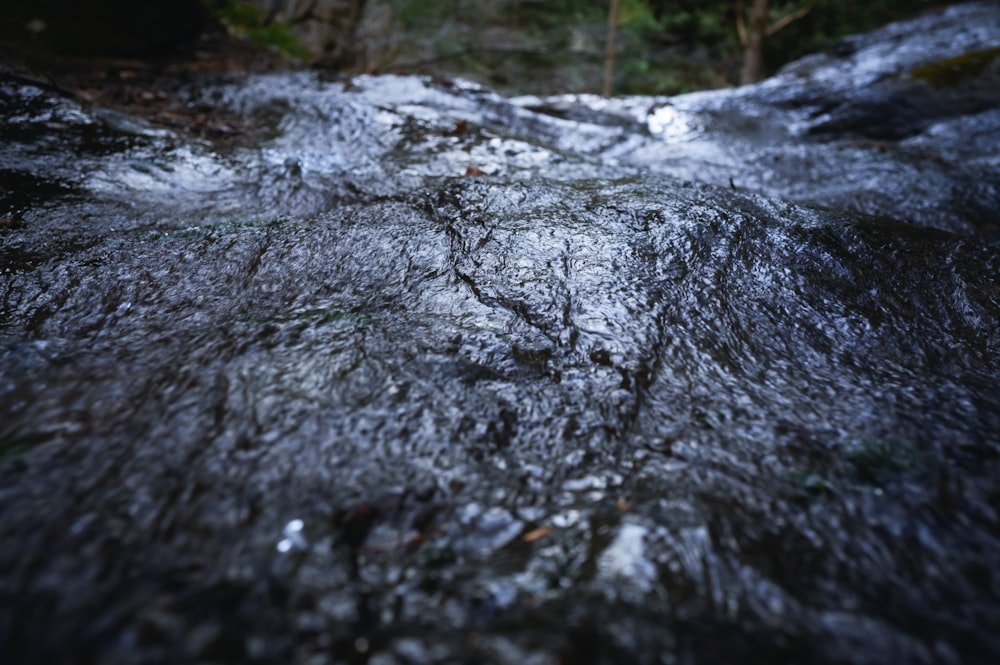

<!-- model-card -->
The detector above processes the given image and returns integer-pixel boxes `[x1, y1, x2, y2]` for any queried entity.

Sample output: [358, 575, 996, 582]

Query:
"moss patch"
[308, 308, 374, 328]
[909, 46, 1000, 88]
[211, 0, 311, 60]
[788, 469, 837, 502]
[848, 438, 930, 485]
[0, 433, 47, 465]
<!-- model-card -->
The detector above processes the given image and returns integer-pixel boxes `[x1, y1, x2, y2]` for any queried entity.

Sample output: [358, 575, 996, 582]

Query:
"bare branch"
[288, 0, 320, 26]
[767, 0, 818, 37]
[736, 0, 748, 47]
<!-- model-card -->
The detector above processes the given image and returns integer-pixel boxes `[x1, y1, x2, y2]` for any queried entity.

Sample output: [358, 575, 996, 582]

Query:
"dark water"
[2, 3, 1000, 664]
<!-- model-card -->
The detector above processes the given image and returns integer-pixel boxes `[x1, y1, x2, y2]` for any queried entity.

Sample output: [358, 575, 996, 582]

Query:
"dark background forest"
[0, 1, 974, 94]
[346, 0, 964, 94]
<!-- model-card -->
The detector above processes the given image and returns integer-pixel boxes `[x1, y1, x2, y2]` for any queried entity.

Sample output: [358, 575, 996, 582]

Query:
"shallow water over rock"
[2, 4, 1000, 664]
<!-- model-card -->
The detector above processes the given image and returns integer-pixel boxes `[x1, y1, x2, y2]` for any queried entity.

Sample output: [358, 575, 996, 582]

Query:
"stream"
[2, 3, 1000, 664]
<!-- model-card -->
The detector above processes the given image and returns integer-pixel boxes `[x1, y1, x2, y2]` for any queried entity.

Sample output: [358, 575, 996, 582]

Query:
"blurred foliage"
[210, 0, 310, 59]
[199, 0, 966, 94]
[373, 0, 961, 94]
[754, 0, 942, 68]
[0, 0, 962, 88]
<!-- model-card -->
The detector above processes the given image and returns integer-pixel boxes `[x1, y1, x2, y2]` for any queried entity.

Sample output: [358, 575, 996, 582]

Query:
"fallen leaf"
[522, 526, 551, 542]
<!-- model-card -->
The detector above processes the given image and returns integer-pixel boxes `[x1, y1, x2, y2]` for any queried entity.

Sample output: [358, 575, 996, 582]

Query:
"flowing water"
[2, 3, 1000, 664]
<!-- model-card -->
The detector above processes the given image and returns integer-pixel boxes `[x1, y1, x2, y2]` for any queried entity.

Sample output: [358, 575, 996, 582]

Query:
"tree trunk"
[602, 0, 620, 97]
[740, 0, 768, 85]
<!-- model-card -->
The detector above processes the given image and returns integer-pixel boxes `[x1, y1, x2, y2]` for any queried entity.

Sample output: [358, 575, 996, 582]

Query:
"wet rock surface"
[2, 3, 1000, 664]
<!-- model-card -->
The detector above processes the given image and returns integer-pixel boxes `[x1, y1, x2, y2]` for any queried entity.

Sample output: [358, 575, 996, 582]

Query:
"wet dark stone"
[2, 4, 1000, 665]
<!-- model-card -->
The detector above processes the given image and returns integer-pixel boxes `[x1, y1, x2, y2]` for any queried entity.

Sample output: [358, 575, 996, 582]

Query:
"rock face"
[2, 3, 1000, 664]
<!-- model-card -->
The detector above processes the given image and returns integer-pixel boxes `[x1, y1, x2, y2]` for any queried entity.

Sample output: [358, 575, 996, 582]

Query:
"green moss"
[788, 469, 837, 500]
[789, 438, 938, 500]
[311, 308, 374, 328]
[909, 46, 1000, 88]
[416, 543, 456, 568]
[0, 434, 43, 464]
[848, 438, 929, 485]
[211, 0, 310, 60]
[245, 23, 311, 60]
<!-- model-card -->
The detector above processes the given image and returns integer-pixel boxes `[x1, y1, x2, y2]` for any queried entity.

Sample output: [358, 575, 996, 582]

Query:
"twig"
[767, 0, 818, 37]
